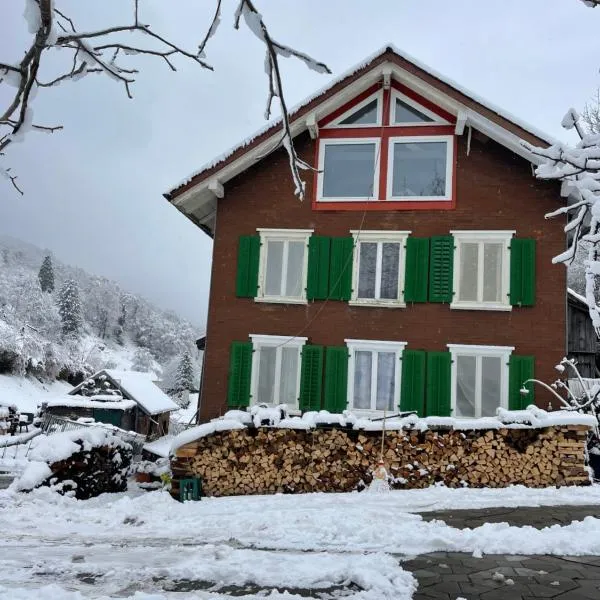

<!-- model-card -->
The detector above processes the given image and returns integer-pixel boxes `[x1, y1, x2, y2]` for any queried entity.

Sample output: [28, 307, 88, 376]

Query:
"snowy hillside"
[0, 375, 72, 413]
[0, 234, 203, 392]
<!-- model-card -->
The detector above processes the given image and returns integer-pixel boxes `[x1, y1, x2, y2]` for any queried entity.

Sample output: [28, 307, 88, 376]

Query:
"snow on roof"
[103, 370, 178, 415]
[167, 43, 555, 197]
[568, 287, 588, 306]
[47, 395, 136, 411]
[170, 405, 595, 454]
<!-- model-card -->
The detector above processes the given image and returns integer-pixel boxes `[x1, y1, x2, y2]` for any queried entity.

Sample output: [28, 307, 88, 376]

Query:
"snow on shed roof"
[47, 395, 136, 411]
[104, 370, 179, 415]
[166, 43, 556, 200]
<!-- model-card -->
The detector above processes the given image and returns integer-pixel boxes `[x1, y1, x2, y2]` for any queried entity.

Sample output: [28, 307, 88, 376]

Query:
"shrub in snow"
[11, 428, 132, 500]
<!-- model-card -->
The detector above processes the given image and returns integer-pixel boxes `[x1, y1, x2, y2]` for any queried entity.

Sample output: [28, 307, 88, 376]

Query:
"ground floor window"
[346, 339, 405, 413]
[448, 344, 513, 418]
[250, 335, 307, 408]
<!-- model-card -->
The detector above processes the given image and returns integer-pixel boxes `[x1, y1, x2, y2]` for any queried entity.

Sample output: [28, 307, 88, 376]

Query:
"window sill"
[313, 200, 455, 211]
[254, 297, 308, 306]
[349, 300, 406, 309]
[450, 302, 512, 312]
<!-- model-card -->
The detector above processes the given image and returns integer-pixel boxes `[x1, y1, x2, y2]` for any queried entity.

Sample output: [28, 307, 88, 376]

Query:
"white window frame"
[256, 228, 313, 304]
[345, 338, 406, 416]
[450, 230, 514, 312]
[325, 90, 383, 128]
[447, 344, 513, 419]
[386, 135, 454, 201]
[390, 90, 450, 126]
[349, 230, 411, 307]
[250, 334, 307, 411]
[317, 138, 381, 202]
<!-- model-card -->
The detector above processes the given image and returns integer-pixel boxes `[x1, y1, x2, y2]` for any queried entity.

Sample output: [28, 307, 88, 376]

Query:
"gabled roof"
[69, 369, 178, 415]
[164, 44, 556, 236]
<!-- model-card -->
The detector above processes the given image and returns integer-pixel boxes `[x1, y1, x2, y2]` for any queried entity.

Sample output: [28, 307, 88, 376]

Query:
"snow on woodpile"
[104, 370, 178, 415]
[10, 428, 132, 499]
[171, 405, 596, 454]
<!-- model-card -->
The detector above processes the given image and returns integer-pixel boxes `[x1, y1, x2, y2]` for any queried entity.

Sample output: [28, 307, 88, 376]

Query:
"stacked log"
[170, 424, 590, 499]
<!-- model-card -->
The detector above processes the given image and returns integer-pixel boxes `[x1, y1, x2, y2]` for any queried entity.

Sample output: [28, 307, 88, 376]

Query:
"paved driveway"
[406, 506, 600, 600]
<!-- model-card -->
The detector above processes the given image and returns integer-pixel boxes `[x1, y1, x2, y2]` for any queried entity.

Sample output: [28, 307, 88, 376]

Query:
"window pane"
[456, 355, 476, 418]
[285, 241, 305, 298]
[322, 143, 376, 198]
[279, 347, 299, 406]
[380, 243, 400, 300]
[340, 99, 378, 125]
[265, 240, 283, 296]
[257, 346, 276, 404]
[376, 352, 396, 411]
[394, 98, 434, 124]
[357, 243, 377, 299]
[483, 243, 503, 303]
[353, 350, 372, 409]
[481, 356, 502, 417]
[459, 243, 479, 302]
[391, 141, 447, 197]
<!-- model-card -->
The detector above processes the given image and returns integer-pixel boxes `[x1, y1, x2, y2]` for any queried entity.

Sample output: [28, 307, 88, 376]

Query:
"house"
[44, 369, 179, 439]
[567, 288, 599, 379]
[164, 45, 565, 424]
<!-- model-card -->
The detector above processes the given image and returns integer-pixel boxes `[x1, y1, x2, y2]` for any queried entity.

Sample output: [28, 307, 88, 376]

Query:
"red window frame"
[312, 82, 457, 212]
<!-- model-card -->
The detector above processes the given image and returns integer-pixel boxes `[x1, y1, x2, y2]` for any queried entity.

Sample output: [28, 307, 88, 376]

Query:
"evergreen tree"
[58, 279, 83, 336]
[38, 255, 55, 293]
[171, 350, 194, 408]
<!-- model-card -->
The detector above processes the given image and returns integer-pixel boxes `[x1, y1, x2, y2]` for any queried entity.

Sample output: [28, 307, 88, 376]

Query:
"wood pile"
[44, 443, 132, 500]
[170, 425, 590, 499]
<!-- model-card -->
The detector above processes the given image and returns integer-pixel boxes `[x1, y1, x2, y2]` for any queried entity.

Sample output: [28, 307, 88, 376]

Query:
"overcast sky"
[1, 0, 598, 328]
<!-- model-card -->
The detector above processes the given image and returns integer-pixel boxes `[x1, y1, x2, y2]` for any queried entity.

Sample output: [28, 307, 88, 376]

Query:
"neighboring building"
[567, 288, 599, 379]
[165, 45, 565, 423]
[44, 369, 179, 439]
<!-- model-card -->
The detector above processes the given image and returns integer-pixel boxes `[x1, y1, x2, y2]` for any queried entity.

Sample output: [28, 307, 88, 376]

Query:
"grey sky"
[1, 0, 598, 328]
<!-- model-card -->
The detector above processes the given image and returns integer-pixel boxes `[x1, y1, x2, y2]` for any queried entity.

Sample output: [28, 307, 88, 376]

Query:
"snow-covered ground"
[2, 484, 600, 598]
[0, 374, 72, 413]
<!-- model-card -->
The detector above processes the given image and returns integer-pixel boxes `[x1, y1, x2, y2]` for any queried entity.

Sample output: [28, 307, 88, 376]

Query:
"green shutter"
[400, 349, 426, 415]
[509, 355, 535, 410]
[510, 238, 536, 306]
[428, 236, 454, 303]
[299, 345, 324, 412]
[426, 351, 452, 416]
[404, 238, 430, 303]
[227, 341, 253, 407]
[235, 235, 260, 298]
[307, 236, 331, 301]
[324, 346, 348, 413]
[329, 237, 354, 301]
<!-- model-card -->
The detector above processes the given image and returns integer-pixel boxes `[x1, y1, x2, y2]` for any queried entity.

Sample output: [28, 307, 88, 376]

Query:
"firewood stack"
[44, 443, 132, 500]
[170, 424, 590, 499]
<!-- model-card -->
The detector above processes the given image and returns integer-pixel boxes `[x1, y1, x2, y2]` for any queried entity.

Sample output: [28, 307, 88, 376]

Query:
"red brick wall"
[200, 132, 565, 422]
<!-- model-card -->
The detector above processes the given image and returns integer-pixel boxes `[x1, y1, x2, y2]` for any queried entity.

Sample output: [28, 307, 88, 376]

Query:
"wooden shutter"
[227, 341, 253, 407]
[509, 354, 535, 410]
[299, 345, 324, 412]
[235, 235, 260, 298]
[404, 238, 430, 303]
[426, 351, 452, 416]
[428, 236, 454, 303]
[324, 346, 348, 413]
[329, 237, 354, 301]
[307, 236, 331, 301]
[400, 349, 426, 415]
[510, 238, 536, 306]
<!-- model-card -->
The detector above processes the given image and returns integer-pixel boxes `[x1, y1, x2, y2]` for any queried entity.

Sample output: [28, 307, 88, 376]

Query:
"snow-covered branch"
[1, 0, 329, 197]
[523, 106, 600, 334]
[234, 0, 331, 199]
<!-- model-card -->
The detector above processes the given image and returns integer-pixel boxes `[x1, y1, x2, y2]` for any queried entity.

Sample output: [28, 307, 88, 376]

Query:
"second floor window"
[257, 229, 312, 303]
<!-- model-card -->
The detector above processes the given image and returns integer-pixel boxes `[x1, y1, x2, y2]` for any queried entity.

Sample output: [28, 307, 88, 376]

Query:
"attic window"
[395, 99, 434, 124]
[391, 91, 446, 125]
[339, 99, 378, 125]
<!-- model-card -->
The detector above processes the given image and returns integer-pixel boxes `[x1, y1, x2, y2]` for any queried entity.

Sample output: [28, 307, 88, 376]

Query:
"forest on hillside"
[0, 235, 202, 389]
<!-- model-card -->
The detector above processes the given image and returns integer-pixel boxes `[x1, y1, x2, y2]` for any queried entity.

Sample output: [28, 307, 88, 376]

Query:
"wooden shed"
[43, 369, 179, 440]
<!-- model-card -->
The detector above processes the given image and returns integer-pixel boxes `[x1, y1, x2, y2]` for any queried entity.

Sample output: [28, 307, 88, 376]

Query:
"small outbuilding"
[44, 369, 179, 440]
[567, 288, 599, 378]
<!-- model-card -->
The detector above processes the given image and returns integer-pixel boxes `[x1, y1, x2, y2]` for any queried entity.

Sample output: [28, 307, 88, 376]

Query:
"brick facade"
[199, 131, 565, 422]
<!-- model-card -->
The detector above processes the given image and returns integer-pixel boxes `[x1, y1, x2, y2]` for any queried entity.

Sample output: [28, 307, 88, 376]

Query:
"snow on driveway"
[2, 484, 600, 598]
